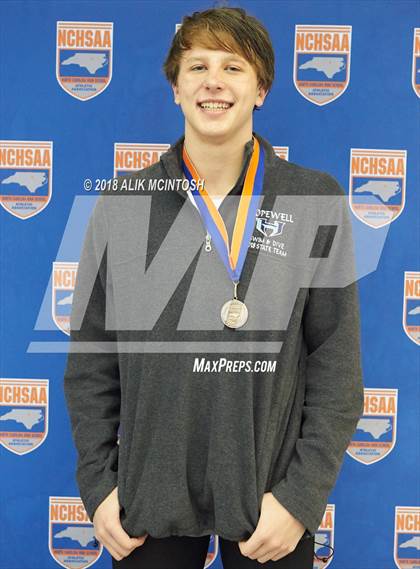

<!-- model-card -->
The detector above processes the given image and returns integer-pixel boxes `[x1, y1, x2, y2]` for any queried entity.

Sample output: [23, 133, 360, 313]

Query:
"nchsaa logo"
[49, 496, 102, 569]
[349, 148, 407, 228]
[313, 504, 335, 569]
[272, 146, 289, 161]
[294, 25, 351, 105]
[403, 271, 420, 345]
[52, 262, 78, 336]
[412, 28, 420, 98]
[0, 378, 49, 455]
[348, 388, 398, 464]
[0, 140, 53, 219]
[393, 506, 420, 569]
[204, 535, 219, 568]
[114, 143, 170, 177]
[56, 21, 113, 101]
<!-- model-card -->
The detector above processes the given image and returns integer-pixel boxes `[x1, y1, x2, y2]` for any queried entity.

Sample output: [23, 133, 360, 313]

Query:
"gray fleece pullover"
[63, 131, 364, 541]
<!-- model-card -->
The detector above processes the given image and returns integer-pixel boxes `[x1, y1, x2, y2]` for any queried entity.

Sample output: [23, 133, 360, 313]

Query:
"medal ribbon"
[182, 136, 265, 283]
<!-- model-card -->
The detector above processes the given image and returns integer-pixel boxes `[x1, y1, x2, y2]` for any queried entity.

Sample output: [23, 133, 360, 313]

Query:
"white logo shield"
[56, 21, 113, 101]
[403, 271, 420, 345]
[49, 496, 102, 569]
[294, 25, 351, 105]
[0, 378, 49, 455]
[0, 140, 53, 219]
[52, 262, 78, 336]
[349, 148, 407, 228]
[347, 388, 398, 464]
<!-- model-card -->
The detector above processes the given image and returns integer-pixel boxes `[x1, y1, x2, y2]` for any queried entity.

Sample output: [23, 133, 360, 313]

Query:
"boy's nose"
[202, 70, 226, 90]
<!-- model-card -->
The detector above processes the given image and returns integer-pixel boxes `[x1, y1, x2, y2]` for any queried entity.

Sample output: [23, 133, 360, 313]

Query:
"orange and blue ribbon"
[182, 136, 265, 283]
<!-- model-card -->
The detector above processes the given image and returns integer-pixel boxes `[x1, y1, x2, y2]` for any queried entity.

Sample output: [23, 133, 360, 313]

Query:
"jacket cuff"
[78, 469, 118, 523]
[270, 481, 320, 537]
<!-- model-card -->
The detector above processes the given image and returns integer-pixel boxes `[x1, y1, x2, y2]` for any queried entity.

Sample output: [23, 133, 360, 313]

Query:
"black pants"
[111, 534, 315, 569]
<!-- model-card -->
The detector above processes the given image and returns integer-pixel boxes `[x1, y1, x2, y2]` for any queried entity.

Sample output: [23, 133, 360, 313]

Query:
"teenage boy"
[64, 7, 364, 569]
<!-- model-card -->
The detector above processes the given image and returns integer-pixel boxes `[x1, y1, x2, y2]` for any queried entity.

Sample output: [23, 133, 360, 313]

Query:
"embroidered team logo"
[348, 388, 398, 464]
[0, 140, 53, 219]
[114, 143, 170, 177]
[394, 506, 420, 569]
[250, 209, 294, 258]
[256, 218, 285, 238]
[0, 378, 49, 455]
[403, 271, 420, 345]
[272, 146, 289, 161]
[49, 496, 102, 568]
[313, 504, 335, 569]
[56, 21, 113, 101]
[349, 148, 407, 228]
[412, 29, 420, 98]
[294, 25, 351, 105]
[52, 262, 78, 336]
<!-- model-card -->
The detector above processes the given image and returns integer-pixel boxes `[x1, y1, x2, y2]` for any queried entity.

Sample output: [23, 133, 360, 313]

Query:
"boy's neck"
[183, 126, 254, 198]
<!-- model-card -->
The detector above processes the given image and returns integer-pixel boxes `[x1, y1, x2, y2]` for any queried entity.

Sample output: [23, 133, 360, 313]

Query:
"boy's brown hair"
[163, 6, 275, 103]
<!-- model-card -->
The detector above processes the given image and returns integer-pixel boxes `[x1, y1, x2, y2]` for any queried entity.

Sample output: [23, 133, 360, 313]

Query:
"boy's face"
[172, 46, 267, 143]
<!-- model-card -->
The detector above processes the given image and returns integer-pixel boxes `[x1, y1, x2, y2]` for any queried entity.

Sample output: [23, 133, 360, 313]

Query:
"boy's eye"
[190, 65, 242, 72]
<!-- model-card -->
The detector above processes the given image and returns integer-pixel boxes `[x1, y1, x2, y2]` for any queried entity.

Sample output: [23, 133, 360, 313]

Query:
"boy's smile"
[172, 47, 266, 142]
[197, 99, 234, 114]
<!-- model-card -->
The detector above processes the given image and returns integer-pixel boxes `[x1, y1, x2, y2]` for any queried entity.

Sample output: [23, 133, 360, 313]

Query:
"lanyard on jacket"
[181, 136, 265, 329]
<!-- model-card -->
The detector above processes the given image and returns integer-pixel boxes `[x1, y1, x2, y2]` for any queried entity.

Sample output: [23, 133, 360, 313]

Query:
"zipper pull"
[205, 231, 212, 252]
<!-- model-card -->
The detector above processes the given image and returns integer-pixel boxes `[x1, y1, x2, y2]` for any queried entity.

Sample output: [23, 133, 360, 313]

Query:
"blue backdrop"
[0, 1, 419, 568]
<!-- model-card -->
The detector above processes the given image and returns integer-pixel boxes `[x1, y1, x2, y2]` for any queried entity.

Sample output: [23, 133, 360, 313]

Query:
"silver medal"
[221, 282, 248, 328]
[221, 298, 248, 328]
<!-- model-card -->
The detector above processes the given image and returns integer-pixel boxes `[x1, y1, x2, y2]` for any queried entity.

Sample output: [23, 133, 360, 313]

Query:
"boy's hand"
[238, 492, 306, 563]
[93, 486, 148, 561]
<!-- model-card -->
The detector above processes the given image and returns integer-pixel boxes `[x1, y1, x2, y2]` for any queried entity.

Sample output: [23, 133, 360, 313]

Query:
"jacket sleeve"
[63, 195, 120, 523]
[270, 172, 365, 537]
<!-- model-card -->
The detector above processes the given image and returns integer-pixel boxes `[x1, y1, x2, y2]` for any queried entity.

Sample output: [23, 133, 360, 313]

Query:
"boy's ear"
[256, 84, 268, 108]
[172, 83, 180, 105]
